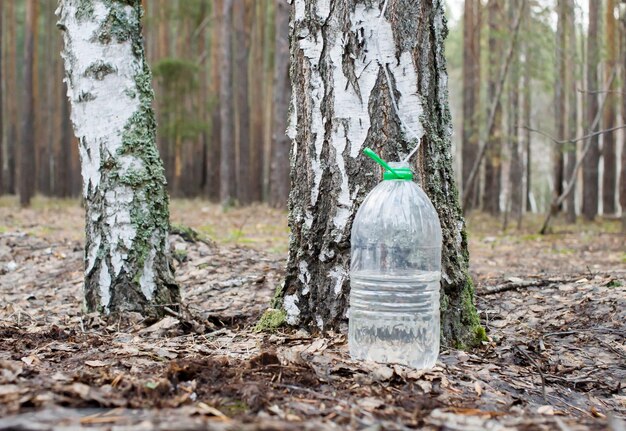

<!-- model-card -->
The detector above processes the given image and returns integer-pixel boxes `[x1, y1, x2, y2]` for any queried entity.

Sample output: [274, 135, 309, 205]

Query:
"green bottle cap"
[363, 147, 413, 181]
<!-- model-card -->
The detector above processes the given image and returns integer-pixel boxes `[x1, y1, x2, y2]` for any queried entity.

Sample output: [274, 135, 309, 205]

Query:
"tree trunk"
[234, 0, 252, 204]
[553, 0, 566, 211]
[220, 0, 236, 204]
[483, 0, 503, 215]
[207, 0, 222, 201]
[269, 0, 291, 208]
[523, 4, 532, 213]
[564, 0, 578, 223]
[621, 1, 626, 231]
[19, 0, 38, 207]
[583, 0, 600, 220]
[0, 3, 4, 194]
[602, 0, 617, 215]
[507, 1, 522, 228]
[280, 0, 482, 347]
[58, 0, 180, 316]
[462, 0, 481, 212]
[248, 0, 265, 203]
[6, 0, 17, 195]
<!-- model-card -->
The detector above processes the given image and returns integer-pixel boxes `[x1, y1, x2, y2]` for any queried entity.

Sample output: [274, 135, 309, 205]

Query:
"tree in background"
[564, 0, 578, 223]
[280, 0, 483, 347]
[553, 0, 566, 211]
[58, 0, 179, 315]
[19, 0, 38, 207]
[602, 0, 617, 215]
[461, 0, 481, 211]
[483, 0, 503, 215]
[219, 0, 236, 204]
[583, 0, 600, 221]
[269, 0, 291, 208]
[621, 0, 626, 231]
[506, 0, 523, 228]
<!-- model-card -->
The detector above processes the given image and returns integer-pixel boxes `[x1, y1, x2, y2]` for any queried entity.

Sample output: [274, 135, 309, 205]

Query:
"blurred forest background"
[0, 0, 625, 225]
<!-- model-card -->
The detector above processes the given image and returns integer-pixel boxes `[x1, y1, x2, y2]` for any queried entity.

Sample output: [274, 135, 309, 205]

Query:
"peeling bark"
[281, 0, 482, 347]
[58, 0, 180, 316]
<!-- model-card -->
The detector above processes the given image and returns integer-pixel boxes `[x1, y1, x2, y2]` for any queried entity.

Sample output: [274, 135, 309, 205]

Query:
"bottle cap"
[363, 148, 413, 181]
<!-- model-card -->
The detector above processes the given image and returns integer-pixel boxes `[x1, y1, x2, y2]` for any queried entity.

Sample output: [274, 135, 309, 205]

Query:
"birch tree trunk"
[280, 0, 483, 347]
[57, 0, 180, 316]
[523, 3, 533, 214]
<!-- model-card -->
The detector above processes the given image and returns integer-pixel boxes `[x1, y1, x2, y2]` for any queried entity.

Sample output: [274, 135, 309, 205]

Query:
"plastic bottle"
[349, 148, 442, 370]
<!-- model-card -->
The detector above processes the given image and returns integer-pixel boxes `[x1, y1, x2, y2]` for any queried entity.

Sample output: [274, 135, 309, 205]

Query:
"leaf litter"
[0, 201, 624, 430]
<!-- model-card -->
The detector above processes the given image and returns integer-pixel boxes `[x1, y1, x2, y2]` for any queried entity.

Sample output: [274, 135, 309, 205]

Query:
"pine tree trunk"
[269, 0, 291, 208]
[602, 0, 617, 215]
[19, 0, 38, 207]
[207, 0, 222, 201]
[583, 0, 600, 220]
[248, 1, 265, 203]
[620, 1, 626, 232]
[507, 1, 522, 227]
[219, 0, 236, 203]
[462, 0, 481, 211]
[0, 4, 4, 194]
[58, 0, 180, 316]
[234, 1, 252, 204]
[483, 0, 503, 215]
[280, 0, 482, 347]
[6, 0, 17, 195]
[564, 0, 578, 223]
[553, 0, 566, 210]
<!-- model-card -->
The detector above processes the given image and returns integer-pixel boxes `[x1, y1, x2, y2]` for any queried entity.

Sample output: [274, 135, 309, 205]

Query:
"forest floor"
[0, 196, 624, 430]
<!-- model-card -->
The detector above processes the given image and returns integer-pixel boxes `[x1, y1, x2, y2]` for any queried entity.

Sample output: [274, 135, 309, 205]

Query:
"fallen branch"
[514, 344, 547, 403]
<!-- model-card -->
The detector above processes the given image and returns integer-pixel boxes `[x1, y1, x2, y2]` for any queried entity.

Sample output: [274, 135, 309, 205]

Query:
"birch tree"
[57, 0, 180, 315]
[279, 0, 483, 347]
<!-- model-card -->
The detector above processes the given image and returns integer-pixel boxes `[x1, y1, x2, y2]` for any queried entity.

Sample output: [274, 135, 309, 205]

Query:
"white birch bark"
[58, 0, 179, 315]
[281, 0, 483, 347]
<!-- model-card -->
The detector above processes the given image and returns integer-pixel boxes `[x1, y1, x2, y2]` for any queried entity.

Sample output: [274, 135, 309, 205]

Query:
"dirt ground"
[0, 196, 624, 430]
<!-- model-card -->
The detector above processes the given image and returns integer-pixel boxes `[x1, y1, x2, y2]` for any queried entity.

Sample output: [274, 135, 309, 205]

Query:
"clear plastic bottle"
[349, 154, 442, 370]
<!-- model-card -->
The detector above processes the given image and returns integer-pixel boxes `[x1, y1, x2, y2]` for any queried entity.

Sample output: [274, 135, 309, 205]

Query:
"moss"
[84, 61, 116, 80]
[170, 224, 204, 243]
[75, 0, 95, 22]
[460, 275, 487, 347]
[270, 283, 285, 309]
[172, 249, 188, 263]
[254, 309, 287, 332]
[91, 1, 138, 45]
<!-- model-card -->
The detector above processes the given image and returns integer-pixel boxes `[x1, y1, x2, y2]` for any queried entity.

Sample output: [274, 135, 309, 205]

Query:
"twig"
[514, 344, 547, 403]
[523, 124, 626, 145]
[462, 1, 526, 211]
